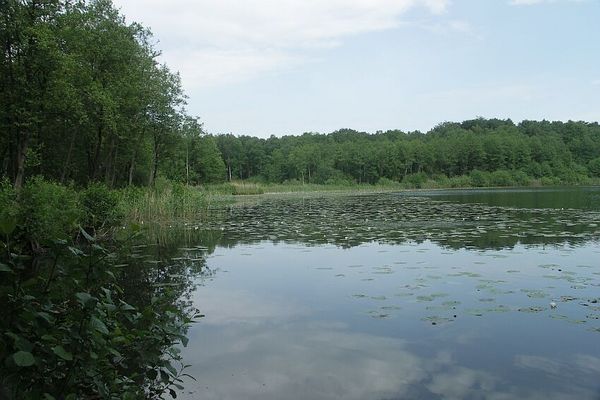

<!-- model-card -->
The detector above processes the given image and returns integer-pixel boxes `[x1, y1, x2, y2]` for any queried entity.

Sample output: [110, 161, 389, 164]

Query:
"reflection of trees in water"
[194, 194, 600, 251]
[116, 226, 218, 388]
[120, 227, 218, 312]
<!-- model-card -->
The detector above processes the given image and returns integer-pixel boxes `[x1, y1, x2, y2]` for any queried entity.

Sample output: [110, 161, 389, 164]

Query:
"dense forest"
[213, 120, 600, 187]
[0, 0, 224, 189]
[2, 1, 600, 191]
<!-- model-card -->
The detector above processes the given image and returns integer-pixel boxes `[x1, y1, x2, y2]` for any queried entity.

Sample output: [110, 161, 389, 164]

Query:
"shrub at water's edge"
[0, 178, 202, 399]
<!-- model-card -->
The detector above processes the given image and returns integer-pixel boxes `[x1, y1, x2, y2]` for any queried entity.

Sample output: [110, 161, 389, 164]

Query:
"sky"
[112, 0, 600, 138]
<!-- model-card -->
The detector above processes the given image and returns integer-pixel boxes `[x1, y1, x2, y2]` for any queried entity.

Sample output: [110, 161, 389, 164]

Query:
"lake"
[158, 187, 600, 400]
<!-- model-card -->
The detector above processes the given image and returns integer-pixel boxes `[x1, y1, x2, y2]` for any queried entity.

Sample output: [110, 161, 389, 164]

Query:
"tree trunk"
[61, 128, 77, 183]
[110, 145, 119, 187]
[104, 136, 116, 186]
[91, 125, 103, 180]
[128, 151, 136, 186]
[0, 144, 8, 178]
[148, 134, 160, 186]
[186, 142, 189, 185]
[14, 131, 29, 189]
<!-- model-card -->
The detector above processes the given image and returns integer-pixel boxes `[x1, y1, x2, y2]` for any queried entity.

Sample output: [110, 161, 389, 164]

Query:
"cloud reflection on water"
[180, 288, 599, 400]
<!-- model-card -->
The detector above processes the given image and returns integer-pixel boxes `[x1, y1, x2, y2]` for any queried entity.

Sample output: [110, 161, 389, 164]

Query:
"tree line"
[213, 119, 600, 187]
[2, 1, 600, 190]
[1, 0, 224, 189]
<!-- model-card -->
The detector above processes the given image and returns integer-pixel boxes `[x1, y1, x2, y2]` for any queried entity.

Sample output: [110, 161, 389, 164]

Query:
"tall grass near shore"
[203, 172, 600, 196]
[119, 178, 209, 223]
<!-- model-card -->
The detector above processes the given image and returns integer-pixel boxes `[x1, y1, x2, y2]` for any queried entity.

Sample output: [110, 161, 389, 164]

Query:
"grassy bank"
[202, 171, 600, 197]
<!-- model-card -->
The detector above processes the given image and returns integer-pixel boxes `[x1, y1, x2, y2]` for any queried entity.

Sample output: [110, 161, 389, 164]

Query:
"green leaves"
[13, 351, 35, 367]
[80, 226, 95, 242]
[75, 292, 97, 309]
[0, 214, 17, 236]
[90, 316, 109, 335]
[0, 263, 12, 273]
[0, 181, 197, 398]
[52, 346, 73, 361]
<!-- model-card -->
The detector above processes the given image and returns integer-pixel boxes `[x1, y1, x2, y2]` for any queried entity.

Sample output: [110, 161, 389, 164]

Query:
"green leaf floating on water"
[521, 289, 547, 299]
[13, 351, 35, 367]
[417, 295, 434, 302]
[370, 296, 387, 301]
[52, 346, 73, 361]
[422, 316, 453, 325]
[518, 306, 546, 313]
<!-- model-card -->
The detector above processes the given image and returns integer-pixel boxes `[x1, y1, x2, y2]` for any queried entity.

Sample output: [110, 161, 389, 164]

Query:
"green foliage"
[119, 178, 208, 222]
[230, 182, 265, 195]
[470, 170, 490, 187]
[0, 179, 18, 236]
[489, 170, 515, 187]
[376, 177, 398, 187]
[0, 0, 598, 192]
[447, 175, 473, 188]
[402, 173, 429, 189]
[80, 183, 122, 230]
[195, 136, 226, 184]
[0, 195, 199, 399]
[512, 170, 532, 186]
[588, 157, 600, 177]
[19, 177, 82, 244]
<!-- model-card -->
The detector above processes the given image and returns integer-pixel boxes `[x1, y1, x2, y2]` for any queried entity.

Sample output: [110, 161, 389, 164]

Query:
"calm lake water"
[161, 187, 600, 400]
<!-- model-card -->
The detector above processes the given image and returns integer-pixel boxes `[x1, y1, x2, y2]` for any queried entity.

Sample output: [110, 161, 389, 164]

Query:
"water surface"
[163, 188, 600, 399]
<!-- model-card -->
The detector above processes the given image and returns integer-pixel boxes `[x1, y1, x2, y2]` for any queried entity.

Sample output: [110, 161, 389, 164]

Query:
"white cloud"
[509, 0, 587, 5]
[112, 0, 450, 88]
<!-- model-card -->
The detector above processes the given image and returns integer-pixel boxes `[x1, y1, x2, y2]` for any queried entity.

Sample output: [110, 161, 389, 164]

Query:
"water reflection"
[175, 239, 600, 399]
[147, 188, 600, 399]
[197, 189, 600, 251]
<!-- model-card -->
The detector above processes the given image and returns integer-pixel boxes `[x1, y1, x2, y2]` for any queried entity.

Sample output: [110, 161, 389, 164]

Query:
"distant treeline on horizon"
[209, 119, 600, 187]
[2, 1, 600, 189]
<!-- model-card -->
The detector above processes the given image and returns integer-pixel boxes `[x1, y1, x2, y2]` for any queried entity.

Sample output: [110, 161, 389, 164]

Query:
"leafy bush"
[448, 175, 472, 188]
[1, 176, 203, 399]
[402, 173, 428, 189]
[540, 176, 561, 186]
[0, 179, 18, 237]
[430, 174, 450, 188]
[557, 164, 589, 184]
[511, 170, 532, 186]
[489, 170, 514, 187]
[589, 157, 600, 177]
[375, 177, 398, 187]
[0, 226, 198, 399]
[469, 170, 490, 187]
[19, 177, 82, 244]
[80, 183, 122, 230]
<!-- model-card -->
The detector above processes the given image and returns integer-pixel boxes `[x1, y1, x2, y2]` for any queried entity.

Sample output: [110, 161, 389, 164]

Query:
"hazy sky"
[112, 0, 600, 137]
